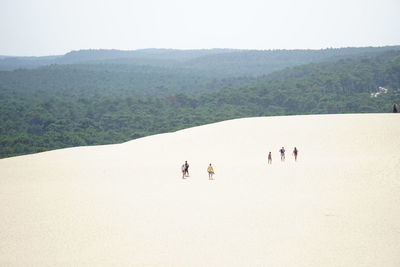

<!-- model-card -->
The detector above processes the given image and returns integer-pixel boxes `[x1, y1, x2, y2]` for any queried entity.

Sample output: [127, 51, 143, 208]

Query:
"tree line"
[0, 50, 399, 158]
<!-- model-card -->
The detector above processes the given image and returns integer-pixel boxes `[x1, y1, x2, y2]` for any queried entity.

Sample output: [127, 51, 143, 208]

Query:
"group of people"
[268, 147, 298, 164]
[181, 161, 215, 180]
[181, 146, 299, 180]
[177, 104, 398, 179]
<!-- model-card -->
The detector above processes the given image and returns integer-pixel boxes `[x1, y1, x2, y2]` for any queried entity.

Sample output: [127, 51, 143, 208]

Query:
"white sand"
[1, 113, 399, 267]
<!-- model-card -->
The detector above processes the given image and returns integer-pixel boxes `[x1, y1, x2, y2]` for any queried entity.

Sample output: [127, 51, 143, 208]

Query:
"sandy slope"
[0, 114, 399, 267]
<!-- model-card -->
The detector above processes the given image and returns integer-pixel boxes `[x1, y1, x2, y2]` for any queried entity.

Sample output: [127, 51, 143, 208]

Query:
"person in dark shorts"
[268, 152, 272, 164]
[184, 161, 189, 177]
[279, 147, 285, 161]
[293, 147, 298, 161]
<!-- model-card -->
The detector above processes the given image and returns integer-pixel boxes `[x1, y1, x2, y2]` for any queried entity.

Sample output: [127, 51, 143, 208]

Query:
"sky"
[0, 0, 399, 56]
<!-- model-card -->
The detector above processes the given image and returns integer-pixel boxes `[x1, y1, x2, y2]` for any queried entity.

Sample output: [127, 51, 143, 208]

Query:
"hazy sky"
[0, 0, 399, 56]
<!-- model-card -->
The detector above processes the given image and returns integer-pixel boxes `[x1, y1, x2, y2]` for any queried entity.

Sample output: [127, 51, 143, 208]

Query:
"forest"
[0, 47, 399, 158]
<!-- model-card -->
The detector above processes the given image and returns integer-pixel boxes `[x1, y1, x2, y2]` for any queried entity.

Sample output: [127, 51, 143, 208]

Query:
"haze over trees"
[1, 46, 399, 158]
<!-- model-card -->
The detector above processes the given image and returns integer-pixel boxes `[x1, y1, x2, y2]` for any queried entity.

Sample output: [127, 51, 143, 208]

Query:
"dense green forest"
[0, 48, 399, 158]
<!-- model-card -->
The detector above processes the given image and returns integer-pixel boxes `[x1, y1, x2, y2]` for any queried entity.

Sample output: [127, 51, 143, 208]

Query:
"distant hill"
[0, 55, 61, 70]
[1, 46, 400, 75]
[0, 49, 235, 71]
[182, 47, 400, 76]
[200, 50, 400, 116]
[60, 48, 235, 64]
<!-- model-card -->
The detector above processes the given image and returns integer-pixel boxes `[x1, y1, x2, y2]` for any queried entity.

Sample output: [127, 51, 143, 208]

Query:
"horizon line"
[2, 44, 400, 58]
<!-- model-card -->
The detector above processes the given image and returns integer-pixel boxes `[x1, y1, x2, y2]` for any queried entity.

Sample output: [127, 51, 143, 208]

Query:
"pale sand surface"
[1, 114, 399, 266]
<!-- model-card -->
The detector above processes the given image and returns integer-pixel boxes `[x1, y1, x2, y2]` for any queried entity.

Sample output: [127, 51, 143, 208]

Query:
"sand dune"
[1, 114, 399, 267]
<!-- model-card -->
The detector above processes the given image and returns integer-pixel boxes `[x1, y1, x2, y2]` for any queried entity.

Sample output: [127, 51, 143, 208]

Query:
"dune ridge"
[1, 113, 399, 266]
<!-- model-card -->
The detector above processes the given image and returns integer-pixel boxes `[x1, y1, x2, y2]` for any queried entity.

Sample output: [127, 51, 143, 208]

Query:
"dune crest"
[1, 114, 400, 267]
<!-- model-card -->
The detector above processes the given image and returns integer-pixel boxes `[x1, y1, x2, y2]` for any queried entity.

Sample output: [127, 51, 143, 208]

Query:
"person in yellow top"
[207, 163, 215, 180]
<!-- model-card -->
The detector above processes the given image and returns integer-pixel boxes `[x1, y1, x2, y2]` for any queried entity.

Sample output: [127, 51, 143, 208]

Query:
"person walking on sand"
[207, 164, 215, 180]
[268, 152, 272, 164]
[181, 164, 186, 179]
[279, 147, 285, 161]
[184, 161, 189, 177]
[393, 104, 398, 113]
[293, 147, 298, 161]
